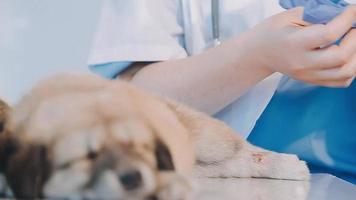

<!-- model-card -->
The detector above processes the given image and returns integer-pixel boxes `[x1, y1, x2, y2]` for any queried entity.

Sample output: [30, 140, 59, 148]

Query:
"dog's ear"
[155, 139, 175, 171]
[0, 119, 4, 133]
[0, 99, 15, 173]
[0, 136, 19, 173]
[0, 99, 9, 134]
[5, 144, 52, 199]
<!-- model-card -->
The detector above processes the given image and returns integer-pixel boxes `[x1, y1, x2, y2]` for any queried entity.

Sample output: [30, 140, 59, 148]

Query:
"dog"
[0, 74, 309, 200]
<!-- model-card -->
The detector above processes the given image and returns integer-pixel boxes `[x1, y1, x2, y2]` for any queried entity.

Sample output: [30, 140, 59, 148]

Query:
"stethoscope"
[211, 0, 221, 47]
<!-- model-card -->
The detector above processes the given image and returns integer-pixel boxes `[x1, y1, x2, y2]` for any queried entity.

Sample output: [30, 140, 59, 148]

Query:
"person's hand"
[239, 6, 356, 87]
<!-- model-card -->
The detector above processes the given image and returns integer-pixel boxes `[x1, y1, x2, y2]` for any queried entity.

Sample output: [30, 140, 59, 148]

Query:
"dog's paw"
[266, 153, 310, 181]
[154, 173, 192, 200]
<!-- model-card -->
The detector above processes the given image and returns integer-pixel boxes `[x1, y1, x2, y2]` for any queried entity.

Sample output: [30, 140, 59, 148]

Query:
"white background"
[0, 0, 101, 104]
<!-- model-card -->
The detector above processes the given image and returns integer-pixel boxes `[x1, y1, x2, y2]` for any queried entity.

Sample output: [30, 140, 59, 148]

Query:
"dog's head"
[1, 74, 194, 199]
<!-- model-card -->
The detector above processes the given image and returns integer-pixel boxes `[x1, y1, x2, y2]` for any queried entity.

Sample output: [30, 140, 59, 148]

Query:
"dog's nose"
[119, 170, 142, 190]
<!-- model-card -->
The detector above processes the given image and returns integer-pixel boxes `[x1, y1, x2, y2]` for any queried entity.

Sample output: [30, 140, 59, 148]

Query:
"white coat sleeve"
[88, 0, 187, 65]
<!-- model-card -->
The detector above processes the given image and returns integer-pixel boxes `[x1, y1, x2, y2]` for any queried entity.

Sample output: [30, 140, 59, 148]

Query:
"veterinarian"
[88, 0, 356, 184]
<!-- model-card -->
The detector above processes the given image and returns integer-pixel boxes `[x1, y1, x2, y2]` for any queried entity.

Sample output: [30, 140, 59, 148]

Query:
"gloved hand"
[239, 6, 356, 87]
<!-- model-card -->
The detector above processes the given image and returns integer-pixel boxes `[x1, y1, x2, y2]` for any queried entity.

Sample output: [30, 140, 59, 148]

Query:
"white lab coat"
[88, 0, 285, 138]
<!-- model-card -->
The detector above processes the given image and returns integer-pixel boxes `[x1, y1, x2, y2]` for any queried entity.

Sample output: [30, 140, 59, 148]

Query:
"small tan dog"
[0, 74, 309, 200]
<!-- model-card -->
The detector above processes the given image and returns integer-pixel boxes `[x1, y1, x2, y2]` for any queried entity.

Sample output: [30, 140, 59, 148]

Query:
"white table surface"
[194, 174, 356, 200]
[1, 174, 354, 199]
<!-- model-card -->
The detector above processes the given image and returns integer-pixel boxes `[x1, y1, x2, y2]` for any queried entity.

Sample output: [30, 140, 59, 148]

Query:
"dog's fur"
[0, 99, 10, 196]
[0, 74, 309, 200]
[0, 99, 8, 134]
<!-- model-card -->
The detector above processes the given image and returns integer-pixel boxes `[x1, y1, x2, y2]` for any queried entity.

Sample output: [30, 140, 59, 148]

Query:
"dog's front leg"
[194, 144, 310, 181]
[189, 118, 310, 180]
[164, 100, 309, 181]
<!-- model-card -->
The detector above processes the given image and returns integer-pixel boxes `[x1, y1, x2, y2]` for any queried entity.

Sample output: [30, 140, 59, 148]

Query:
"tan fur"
[0, 74, 309, 200]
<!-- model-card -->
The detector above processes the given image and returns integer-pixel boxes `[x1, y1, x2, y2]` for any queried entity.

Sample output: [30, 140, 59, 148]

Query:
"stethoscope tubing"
[211, 0, 221, 46]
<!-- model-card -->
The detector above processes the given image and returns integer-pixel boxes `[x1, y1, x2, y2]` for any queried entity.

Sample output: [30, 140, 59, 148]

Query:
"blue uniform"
[251, 0, 356, 184]
[89, 62, 132, 79]
[248, 78, 356, 184]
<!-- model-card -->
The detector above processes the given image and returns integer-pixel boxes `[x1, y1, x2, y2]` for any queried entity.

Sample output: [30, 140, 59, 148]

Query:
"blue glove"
[280, 0, 356, 27]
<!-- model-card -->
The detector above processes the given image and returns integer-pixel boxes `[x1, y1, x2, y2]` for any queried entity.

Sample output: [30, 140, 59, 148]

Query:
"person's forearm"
[131, 36, 273, 115]
[130, 6, 356, 114]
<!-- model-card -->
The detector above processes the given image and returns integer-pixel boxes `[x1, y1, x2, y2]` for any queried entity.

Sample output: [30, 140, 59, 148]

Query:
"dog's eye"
[87, 151, 98, 160]
[146, 195, 159, 200]
[59, 151, 98, 170]
[155, 140, 175, 171]
[58, 162, 71, 170]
